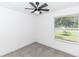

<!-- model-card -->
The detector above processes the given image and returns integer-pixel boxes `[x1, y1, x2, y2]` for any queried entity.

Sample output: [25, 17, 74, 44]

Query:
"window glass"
[55, 15, 79, 42]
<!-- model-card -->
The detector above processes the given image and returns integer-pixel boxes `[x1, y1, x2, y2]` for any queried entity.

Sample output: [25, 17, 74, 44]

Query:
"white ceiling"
[0, 2, 79, 14]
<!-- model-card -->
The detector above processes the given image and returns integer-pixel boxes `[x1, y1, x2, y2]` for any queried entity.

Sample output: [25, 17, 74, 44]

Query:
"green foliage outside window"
[55, 16, 78, 28]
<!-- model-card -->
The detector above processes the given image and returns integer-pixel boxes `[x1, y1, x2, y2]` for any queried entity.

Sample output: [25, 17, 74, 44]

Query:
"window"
[55, 14, 79, 42]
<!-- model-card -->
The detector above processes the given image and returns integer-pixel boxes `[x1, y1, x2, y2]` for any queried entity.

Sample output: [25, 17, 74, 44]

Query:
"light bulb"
[34, 11, 39, 14]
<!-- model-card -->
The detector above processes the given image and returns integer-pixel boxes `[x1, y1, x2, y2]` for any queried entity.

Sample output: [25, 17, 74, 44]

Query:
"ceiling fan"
[25, 2, 49, 14]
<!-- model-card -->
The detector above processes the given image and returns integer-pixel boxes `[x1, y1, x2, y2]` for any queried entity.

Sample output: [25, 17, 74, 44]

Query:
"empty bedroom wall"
[0, 6, 35, 56]
[37, 6, 79, 56]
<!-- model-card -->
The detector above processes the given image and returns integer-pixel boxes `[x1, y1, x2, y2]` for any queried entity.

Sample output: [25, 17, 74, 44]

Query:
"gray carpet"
[3, 42, 75, 57]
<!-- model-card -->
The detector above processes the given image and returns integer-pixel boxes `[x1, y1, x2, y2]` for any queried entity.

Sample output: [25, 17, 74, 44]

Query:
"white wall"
[0, 6, 35, 56]
[1, 4, 79, 57]
[37, 6, 79, 56]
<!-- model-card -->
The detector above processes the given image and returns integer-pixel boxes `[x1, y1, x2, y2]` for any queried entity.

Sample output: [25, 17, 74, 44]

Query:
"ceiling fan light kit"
[25, 2, 49, 14]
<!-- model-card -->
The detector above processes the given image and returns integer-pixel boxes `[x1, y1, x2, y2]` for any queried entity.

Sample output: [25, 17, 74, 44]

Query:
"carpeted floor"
[3, 42, 75, 57]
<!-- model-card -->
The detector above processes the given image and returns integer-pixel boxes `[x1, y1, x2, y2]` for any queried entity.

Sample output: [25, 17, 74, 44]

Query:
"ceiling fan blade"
[31, 9, 37, 13]
[40, 9, 49, 11]
[25, 8, 35, 10]
[39, 11, 42, 14]
[38, 3, 48, 9]
[36, 2, 39, 6]
[31, 10, 36, 13]
[29, 2, 37, 8]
